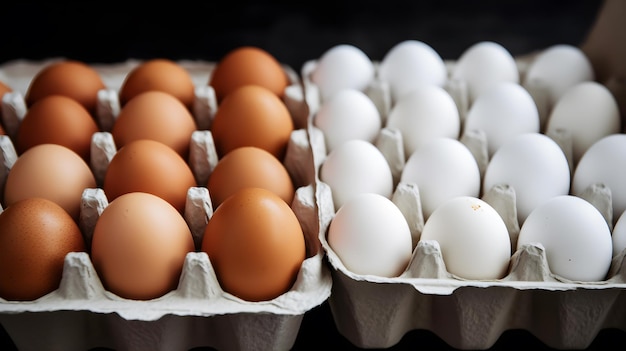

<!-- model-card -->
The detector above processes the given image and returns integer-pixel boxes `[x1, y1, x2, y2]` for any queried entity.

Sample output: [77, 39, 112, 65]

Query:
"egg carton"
[302, 54, 626, 349]
[0, 130, 331, 351]
[0, 59, 331, 351]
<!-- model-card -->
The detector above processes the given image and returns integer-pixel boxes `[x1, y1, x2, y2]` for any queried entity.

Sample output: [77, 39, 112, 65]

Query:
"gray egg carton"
[303, 48, 626, 348]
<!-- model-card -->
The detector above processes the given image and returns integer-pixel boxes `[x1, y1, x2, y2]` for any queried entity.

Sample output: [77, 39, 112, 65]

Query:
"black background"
[0, 1, 606, 70]
[2, 1, 625, 350]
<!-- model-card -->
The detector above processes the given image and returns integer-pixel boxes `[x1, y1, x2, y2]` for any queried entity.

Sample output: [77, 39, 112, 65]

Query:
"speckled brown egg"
[16, 95, 99, 162]
[24, 60, 106, 117]
[0, 197, 86, 301]
[118, 58, 196, 111]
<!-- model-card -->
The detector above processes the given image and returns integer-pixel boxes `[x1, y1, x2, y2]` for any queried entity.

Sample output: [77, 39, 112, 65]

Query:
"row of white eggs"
[319, 131, 626, 282]
[311, 41, 619, 163]
[307, 40, 624, 285]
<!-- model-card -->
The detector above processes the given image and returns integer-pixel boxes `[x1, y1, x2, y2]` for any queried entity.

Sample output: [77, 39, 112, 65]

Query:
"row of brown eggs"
[0, 47, 307, 303]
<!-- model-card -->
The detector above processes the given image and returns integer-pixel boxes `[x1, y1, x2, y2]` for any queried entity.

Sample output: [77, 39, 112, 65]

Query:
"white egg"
[612, 210, 626, 258]
[419, 196, 511, 280]
[310, 44, 375, 102]
[378, 40, 447, 103]
[328, 192, 413, 277]
[546, 81, 620, 164]
[483, 133, 571, 225]
[572, 133, 626, 220]
[320, 139, 393, 210]
[401, 137, 480, 220]
[385, 85, 460, 158]
[451, 41, 519, 104]
[517, 195, 612, 282]
[463, 82, 540, 157]
[313, 89, 381, 153]
[523, 44, 595, 108]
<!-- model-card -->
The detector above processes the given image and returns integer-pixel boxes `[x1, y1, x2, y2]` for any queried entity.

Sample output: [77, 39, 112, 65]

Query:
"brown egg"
[91, 192, 194, 300]
[207, 146, 294, 208]
[16, 95, 99, 162]
[201, 187, 305, 302]
[0, 80, 11, 97]
[111, 91, 197, 159]
[118, 58, 196, 111]
[103, 139, 197, 213]
[209, 46, 289, 102]
[0, 80, 13, 134]
[24, 60, 106, 117]
[0, 197, 86, 301]
[211, 85, 294, 160]
[3, 144, 97, 222]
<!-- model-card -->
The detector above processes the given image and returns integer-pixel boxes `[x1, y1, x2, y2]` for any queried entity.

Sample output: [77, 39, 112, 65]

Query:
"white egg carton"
[0, 59, 331, 351]
[302, 53, 626, 349]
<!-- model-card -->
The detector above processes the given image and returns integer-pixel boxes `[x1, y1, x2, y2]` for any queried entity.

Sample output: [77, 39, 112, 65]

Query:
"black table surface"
[2, 1, 625, 350]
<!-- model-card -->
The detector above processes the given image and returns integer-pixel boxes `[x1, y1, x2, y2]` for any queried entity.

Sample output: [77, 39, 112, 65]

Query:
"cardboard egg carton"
[0, 59, 331, 351]
[301, 16, 626, 349]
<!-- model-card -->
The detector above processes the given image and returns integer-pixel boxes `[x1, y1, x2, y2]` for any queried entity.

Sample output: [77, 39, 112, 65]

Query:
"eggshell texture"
[483, 133, 570, 225]
[523, 44, 595, 107]
[313, 89, 381, 153]
[0, 197, 86, 301]
[3, 144, 97, 221]
[201, 187, 306, 302]
[210, 85, 294, 160]
[103, 139, 196, 214]
[546, 81, 620, 164]
[420, 196, 511, 280]
[24, 60, 106, 116]
[118, 58, 196, 111]
[320, 139, 393, 210]
[91, 192, 195, 300]
[572, 133, 626, 220]
[209, 46, 289, 102]
[379, 40, 447, 103]
[111, 91, 197, 159]
[385, 85, 460, 158]
[16, 95, 100, 162]
[463, 82, 540, 158]
[310, 44, 375, 102]
[451, 41, 519, 103]
[517, 195, 612, 282]
[207, 146, 294, 208]
[401, 137, 481, 220]
[328, 193, 412, 277]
